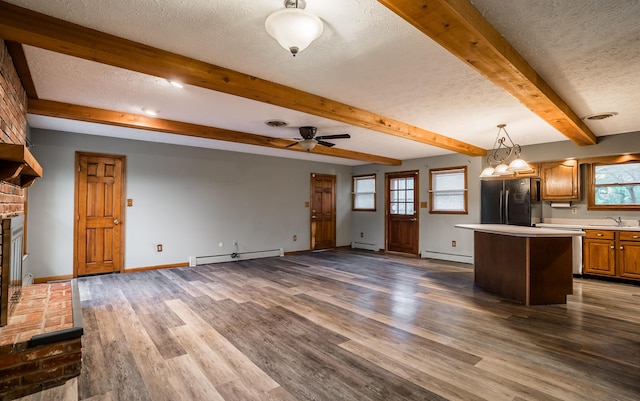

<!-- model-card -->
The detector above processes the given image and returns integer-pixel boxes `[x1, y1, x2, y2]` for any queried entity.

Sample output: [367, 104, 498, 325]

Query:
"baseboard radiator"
[190, 248, 284, 266]
[421, 251, 473, 264]
[351, 241, 379, 252]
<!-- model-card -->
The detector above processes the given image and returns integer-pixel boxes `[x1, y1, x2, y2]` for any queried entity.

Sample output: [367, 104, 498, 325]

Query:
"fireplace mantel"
[0, 143, 43, 187]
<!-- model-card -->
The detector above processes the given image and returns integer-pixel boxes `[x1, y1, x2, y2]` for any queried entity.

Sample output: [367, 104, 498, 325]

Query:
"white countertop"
[537, 223, 640, 232]
[455, 224, 586, 237]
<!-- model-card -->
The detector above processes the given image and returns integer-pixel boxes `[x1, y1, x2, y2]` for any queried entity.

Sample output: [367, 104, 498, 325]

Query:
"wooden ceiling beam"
[0, 1, 485, 157]
[5, 41, 38, 99]
[28, 99, 402, 166]
[378, 0, 597, 146]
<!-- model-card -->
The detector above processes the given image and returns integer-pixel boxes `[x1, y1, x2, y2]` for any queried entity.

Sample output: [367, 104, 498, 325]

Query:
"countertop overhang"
[455, 224, 586, 237]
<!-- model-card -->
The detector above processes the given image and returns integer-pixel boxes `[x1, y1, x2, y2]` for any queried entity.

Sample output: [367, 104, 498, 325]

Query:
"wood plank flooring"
[18, 249, 640, 400]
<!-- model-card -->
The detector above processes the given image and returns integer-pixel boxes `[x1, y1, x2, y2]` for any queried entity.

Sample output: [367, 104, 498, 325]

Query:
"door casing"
[385, 170, 420, 256]
[74, 152, 126, 276]
[310, 173, 336, 251]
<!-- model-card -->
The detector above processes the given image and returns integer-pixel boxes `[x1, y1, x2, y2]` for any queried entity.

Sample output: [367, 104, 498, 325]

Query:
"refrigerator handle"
[505, 189, 510, 225]
[499, 189, 504, 223]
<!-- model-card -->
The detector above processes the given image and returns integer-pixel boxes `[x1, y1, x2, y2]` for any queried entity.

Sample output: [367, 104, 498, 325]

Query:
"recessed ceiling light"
[582, 112, 618, 121]
[265, 119, 288, 127]
[168, 80, 184, 88]
[142, 108, 158, 116]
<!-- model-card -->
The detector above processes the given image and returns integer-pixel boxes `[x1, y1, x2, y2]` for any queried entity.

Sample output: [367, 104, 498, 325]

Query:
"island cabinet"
[540, 159, 580, 201]
[583, 229, 640, 280]
[455, 224, 582, 305]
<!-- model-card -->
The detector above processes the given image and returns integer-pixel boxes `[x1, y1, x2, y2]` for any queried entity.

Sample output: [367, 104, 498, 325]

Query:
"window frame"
[352, 174, 376, 211]
[429, 166, 468, 214]
[587, 157, 640, 211]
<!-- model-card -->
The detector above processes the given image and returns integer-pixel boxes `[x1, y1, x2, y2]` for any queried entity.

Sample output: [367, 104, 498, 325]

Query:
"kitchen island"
[456, 224, 585, 305]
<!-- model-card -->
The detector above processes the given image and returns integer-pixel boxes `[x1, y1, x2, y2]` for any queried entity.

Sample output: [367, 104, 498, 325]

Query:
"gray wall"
[24, 128, 640, 278]
[26, 129, 352, 279]
[351, 131, 640, 263]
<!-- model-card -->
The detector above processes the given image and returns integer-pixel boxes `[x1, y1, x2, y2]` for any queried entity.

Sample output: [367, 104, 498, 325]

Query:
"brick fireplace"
[0, 39, 74, 400]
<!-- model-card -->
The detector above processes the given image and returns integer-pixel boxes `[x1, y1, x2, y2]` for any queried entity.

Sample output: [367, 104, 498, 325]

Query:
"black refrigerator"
[481, 178, 541, 226]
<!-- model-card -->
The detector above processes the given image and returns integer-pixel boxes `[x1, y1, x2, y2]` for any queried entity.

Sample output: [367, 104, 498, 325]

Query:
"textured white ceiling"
[7, 0, 640, 164]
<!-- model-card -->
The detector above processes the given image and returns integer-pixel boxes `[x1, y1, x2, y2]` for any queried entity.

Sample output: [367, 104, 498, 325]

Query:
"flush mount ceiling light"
[479, 124, 533, 178]
[265, 0, 324, 57]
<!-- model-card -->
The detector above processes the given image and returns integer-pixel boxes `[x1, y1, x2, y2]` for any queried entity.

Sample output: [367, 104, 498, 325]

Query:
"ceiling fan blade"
[315, 134, 351, 140]
[317, 140, 336, 147]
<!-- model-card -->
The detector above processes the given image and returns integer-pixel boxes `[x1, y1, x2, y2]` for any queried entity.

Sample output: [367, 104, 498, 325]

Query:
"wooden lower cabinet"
[583, 229, 640, 281]
[619, 231, 640, 279]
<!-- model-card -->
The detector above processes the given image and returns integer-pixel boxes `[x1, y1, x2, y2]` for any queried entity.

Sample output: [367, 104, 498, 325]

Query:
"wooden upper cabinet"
[540, 159, 580, 201]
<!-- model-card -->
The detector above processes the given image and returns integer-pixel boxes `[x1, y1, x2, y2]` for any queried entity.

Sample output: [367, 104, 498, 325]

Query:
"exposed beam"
[5, 41, 38, 99]
[378, 0, 597, 146]
[28, 99, 402, 166]
[0, 1, 486, 157]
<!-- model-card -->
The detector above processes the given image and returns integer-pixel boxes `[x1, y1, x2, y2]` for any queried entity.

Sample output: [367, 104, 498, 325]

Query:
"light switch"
[127, 198, 133, 207]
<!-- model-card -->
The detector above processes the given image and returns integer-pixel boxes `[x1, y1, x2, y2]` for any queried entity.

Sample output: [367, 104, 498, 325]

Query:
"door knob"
[114, 219, 119, 225]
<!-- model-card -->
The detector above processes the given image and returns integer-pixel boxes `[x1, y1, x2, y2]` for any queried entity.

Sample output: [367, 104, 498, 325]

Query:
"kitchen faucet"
[605, 216, 623, 227]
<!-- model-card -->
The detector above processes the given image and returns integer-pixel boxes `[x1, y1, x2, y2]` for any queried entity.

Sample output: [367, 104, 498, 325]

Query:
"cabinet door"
[540, 160, 580, 200]
[618, 241, 640, 279]
[583, 239, 616, 276]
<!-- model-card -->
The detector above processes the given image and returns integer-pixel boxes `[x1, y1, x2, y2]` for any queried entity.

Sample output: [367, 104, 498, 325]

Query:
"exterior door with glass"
[386, 171, 419, 256]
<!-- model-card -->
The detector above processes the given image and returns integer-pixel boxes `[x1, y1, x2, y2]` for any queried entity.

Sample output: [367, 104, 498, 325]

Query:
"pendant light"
[265, 0, 324, 57]
[479, 124, 532, 177]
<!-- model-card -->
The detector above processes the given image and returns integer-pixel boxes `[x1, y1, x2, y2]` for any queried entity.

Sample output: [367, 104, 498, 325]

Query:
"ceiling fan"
[286, 126, 351, 151]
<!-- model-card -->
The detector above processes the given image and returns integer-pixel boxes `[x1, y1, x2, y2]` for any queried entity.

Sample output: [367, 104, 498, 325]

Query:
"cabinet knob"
[597, 233, 603, 236]
[620, 246, 624, 250]
[610, 245, 615, 249]
[633, 235, 639, 239]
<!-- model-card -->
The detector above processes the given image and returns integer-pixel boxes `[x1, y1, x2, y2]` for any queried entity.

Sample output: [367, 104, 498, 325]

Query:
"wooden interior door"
[310, 173, 336, 250]
[75, 153, 125, 276]
[386, 171, 419, 256]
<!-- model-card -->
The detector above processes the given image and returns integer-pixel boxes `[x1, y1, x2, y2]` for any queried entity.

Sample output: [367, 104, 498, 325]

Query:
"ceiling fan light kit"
[479, 124, 532, 178]
[265, 0, 324, 57]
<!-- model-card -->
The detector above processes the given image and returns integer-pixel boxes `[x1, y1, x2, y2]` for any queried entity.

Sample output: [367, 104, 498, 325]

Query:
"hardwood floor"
[19, 249, 640, 400]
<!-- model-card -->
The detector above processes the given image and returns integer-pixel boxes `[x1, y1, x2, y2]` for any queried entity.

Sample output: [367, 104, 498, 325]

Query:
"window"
[389, 175, 415, 215]
[429, 166, 467, 214]
[352, 174, 376, 211]
[588, 160, 640, 210]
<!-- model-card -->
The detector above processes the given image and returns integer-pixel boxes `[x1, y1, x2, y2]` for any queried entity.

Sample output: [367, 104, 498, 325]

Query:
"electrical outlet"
[571, 207, 577, 215]
[218, 242, 223, 247]
[293, 235, 297, 241]
[451, 240, 456, 247]
[360, 232, 364, 238]
[157, 244, 163, 252]
[127, 198, 133, 207]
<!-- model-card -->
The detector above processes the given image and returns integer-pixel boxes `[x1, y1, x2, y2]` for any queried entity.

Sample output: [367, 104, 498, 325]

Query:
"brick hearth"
[0, 281, 83, 400]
